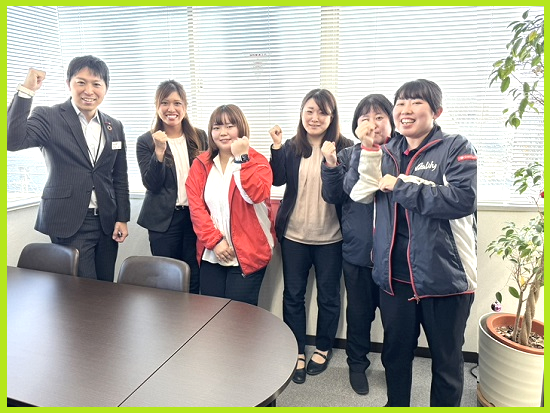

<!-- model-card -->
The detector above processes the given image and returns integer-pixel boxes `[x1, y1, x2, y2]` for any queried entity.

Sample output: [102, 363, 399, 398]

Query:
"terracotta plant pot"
[486, 313, 544, 356]
[478, 313, 544, 407]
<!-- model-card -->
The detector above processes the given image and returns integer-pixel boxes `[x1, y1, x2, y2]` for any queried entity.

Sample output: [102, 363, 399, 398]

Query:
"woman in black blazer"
[136, 80, 207, 294]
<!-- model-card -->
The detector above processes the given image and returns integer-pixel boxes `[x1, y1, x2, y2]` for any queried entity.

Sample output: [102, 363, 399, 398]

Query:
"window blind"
[7, 6, 65, 205]
[7, 6, 544, 204]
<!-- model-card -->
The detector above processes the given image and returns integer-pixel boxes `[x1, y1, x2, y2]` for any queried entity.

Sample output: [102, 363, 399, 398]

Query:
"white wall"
[7, 200, 544, 353]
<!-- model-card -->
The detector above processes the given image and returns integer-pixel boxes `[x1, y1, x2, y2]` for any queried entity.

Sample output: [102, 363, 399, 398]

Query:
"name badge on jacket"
[112, 141, 122, 150]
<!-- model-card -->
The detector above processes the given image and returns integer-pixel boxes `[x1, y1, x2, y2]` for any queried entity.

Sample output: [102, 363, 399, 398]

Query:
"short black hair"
[66, 55, 110, 89]
[394, 79, 442, 113]
[351, 94, 395, 139]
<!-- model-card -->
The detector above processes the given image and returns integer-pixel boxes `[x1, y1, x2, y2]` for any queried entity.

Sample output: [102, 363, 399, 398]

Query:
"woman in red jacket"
[186, 104, 275, 306]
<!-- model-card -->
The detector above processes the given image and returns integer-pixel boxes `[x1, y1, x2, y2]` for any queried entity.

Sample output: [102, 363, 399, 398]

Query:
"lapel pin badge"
[105, 121, 113, 131]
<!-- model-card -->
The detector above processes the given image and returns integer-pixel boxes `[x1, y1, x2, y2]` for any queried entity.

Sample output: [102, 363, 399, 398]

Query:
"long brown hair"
[206, 104, 250, 160]
[152, 80, 204, 158]
[292, 88, 344, 158]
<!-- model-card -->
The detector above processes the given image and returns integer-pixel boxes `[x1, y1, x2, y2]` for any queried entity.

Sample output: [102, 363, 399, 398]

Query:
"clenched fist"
[23, 68, 47, 92]
[152, 130, 169, 161]
[231, 136, 250, 157]
[269, 125, 283, 149]
[355, 120, 376, 148]
[321, 141, 337, 167]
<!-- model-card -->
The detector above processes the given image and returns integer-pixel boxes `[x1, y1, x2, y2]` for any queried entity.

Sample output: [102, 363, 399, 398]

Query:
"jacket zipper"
[405, 140, 442, 301]
[385, 140, 442, 302]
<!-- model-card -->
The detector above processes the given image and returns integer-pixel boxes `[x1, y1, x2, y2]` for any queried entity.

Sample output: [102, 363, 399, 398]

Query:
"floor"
[275, 346, 479, 407]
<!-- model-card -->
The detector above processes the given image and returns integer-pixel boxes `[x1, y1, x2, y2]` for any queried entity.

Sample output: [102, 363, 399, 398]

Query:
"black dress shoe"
[349, 370, 369, 395]
[292, 356, 307, 384]
[292, 367, 306, 384]
[306, 349, 332, 375]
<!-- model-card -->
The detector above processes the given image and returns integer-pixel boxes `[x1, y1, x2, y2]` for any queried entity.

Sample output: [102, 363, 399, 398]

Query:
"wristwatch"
[234, 154, 250, 164]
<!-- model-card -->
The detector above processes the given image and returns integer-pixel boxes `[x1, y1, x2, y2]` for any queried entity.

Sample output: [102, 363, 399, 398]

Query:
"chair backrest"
[17, 242, 80, 276]
[117, 256, 191, 293]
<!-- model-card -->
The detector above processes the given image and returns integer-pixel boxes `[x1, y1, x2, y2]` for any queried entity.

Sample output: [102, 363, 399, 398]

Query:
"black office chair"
[17, 242, 80, 276]
[117, 256, 191, 292]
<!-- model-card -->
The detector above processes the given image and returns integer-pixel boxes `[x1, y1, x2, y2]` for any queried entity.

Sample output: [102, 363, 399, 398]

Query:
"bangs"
[313, 95, 335, 116]
[395, 83, 427, 101]
[394, 79, 442, 113]
[211, 107, 237, 125]
[359, 102, 386, 117]
[155, 80, 186, 106]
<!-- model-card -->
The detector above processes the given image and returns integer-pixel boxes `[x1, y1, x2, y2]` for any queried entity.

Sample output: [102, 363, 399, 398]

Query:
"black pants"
[50, 210, 118, 281]
[148, 208, 200, 294]
[281, 238, 342, 354]
[342, 260, 379, 373]
[380, 281, 474, 407]
[199, 261, 266, 306]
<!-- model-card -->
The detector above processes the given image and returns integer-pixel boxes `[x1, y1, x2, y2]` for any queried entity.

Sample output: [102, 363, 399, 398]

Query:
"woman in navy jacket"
[345, 79, 477, 407]
[136, 80, 207, 294]
[270, 89, 354, 384]
[321, 94, 395, 395]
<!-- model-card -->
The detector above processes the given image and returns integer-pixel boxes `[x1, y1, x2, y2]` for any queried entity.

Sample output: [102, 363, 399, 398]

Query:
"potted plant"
[485, 162, 543, 352]
[477, 9, 544, 407]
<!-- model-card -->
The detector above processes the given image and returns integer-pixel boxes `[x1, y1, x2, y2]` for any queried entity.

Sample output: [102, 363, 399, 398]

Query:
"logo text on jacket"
[414, 161, 438, 172]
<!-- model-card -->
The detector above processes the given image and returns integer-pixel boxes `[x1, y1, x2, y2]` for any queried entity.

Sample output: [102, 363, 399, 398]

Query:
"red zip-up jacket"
[186, 148, 275, 276]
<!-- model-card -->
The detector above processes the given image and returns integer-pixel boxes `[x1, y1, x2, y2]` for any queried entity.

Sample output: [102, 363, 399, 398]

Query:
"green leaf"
[501, 76, 511, 92]
[496, 292, 503, 303]
[509, 287, 520, 299]
[512, 38, 523, 55]
[510, 117, 521, 128]
[519, 97, 528, 114]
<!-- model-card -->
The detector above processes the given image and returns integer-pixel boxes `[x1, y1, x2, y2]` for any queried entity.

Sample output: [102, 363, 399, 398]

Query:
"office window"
[7, 6, 544, 206]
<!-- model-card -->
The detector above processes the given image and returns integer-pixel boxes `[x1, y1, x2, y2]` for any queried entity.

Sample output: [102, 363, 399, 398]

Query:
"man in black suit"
[7, 55, 130, 281]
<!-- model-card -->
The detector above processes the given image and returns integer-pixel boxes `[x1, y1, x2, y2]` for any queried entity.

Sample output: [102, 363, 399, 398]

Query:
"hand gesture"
[23, 68, 46, 92]
[269, 125, 283, 149]
[151, 130, 168, 161]
[112, 222, 128, 243]
[321, 141, 338, 167]
[379, 174, 398, 192]
[231, 136, 250, 157]
[214, 238, 236, 263]
[355, 120, 376, 148]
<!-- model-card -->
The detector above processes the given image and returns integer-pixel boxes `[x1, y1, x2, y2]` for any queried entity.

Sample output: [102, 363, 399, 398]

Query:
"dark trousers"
[281, 238, 342, 354]
[380, 281, 474, 407]
[199, 261, 266, 306]
[148, 208, 200, 294]
[50, 210, 118, 281]
[342, 260, 379, 373]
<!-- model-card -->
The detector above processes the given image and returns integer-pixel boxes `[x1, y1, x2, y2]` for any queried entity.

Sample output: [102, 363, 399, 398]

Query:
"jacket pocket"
[42, 185, 72, 199]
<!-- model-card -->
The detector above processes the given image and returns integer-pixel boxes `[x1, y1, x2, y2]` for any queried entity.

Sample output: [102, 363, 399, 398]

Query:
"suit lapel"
[96, 112, 110, 167]
[95, 112, 119, 168]
[60, 99, 92, 166]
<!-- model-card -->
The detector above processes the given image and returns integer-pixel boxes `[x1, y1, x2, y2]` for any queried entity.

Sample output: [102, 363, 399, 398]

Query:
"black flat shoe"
[292, 367, 306, 384]
[292, 356, 307, 384]
[306, 349, 332, 375]
[349, 370, 369, 395]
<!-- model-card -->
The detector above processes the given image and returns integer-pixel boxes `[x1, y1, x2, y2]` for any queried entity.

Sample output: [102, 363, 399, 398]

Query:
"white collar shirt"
[71, 99, 103, 209]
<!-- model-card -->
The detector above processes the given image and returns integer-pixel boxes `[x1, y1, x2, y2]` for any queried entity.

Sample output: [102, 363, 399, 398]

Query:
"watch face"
[240, 154, 249, 162]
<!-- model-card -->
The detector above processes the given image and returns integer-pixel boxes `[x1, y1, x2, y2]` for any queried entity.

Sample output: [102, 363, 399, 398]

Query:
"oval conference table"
[7, 266, 297, 407]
